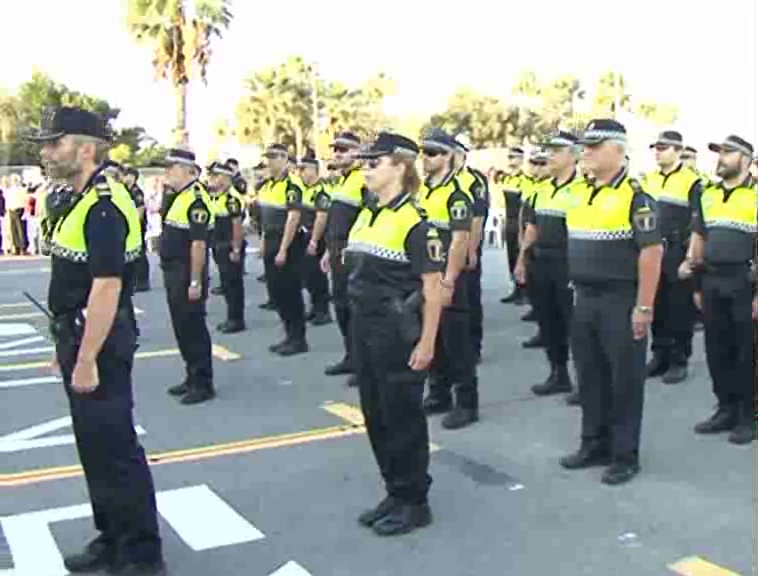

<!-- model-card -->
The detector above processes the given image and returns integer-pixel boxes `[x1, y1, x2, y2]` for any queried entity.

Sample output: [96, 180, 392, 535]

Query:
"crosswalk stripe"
[269, 561, 314, 576]
[157, 485, 264, 551]
[0, 336, 45, 350]
[668, 557, 741, 576]
[0, 376, 60, 389]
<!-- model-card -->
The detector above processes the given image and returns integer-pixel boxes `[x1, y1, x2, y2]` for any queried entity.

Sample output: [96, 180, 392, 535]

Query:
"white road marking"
[0, 376, 60, 390]
[0, 336, 45, 350]
[0, 346, 54, 358]
[0, 324, 36, 337]
[268, 561, 314, 576]
[0, 485, 265, 576]
[0, 416, 145, 453]
[0, 267, 49, 276]
[157, 484, 265, 551]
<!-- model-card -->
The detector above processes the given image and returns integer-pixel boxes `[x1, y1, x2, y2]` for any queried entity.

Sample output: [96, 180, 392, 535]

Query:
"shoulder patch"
[95, 180, 112, 197]
[426, 227, 444, 263]
[632, 203, 657, 233]
[629, 178, 644, 195]
[190, 206, 210, 225]
[451, 200, 469, 220]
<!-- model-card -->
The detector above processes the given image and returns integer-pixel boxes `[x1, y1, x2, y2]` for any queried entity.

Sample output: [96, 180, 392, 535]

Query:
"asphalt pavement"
[0, 248, 753, 576]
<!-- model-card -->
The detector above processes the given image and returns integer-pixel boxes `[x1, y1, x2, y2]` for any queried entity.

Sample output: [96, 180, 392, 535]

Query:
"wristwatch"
[635, 305, 653, 315]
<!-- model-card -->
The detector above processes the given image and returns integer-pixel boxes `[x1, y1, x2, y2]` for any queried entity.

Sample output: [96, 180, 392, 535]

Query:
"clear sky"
[2, 0, 756, 160]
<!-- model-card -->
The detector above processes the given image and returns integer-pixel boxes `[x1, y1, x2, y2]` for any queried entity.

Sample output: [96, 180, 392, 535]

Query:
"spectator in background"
[6, 174, 28, 255]
[0, 186, 5, 254]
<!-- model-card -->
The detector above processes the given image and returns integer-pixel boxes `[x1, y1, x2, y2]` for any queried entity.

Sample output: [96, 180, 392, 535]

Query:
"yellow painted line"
[669, 557, 741, 576]
[212, 344, 241, 361]
[0, 424, 362, 487]
[322, 402, 441, 451]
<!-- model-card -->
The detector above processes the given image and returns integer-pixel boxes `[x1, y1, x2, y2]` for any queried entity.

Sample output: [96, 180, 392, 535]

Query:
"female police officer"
[344, 132, 445, 536]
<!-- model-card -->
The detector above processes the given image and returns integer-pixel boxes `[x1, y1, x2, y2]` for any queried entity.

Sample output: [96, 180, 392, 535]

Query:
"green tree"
[127, 0, 233, 145]
[423, 89, 512, 148]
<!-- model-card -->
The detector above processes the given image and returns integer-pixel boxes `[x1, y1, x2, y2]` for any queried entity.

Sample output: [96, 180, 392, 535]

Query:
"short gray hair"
[71, 135, 110, 163]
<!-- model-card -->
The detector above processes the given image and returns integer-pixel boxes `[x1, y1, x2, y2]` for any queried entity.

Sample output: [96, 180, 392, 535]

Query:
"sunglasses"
[365, 158, 383, 169]
[332, 146, 350, 154]
[422, 149, 445, 157]
[653, 144, 673, 152]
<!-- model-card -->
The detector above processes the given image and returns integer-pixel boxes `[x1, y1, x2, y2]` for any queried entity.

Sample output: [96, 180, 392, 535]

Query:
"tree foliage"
[234, 56, 393, 156]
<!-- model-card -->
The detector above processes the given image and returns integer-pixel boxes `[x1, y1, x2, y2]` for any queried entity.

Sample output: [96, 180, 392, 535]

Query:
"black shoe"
[474, 351, 482, 365]
[211, 286, 224, 296]
[532, 365, 572, 397]
[565, 390, 581, 406]
[325, 358, 354, 376]
[219, 321, 246, 334]
[358, 496, 398, 527]
[521, 309, 537, 322]
[694, 406, 737, 434]
[500, 290, 519, 304]
[180, 388, 216, 405]
[346, 375, 359, 388]
[306, 309, 316, 322]
[423, 396, 453, 415]
[728, 408, 756, 445]
[522, 334, 545, 349]
[560, 443, 611, 470]
[645, 355, 669, 379]
[662, 364, 688, 384]
[310, 311, 333, 326]
[167, 382, 189, 397]
[64, 537, 115, 573]
[134, 284, 151, 293]
[601, 461, 640, 485]
[372, 503, 432, 536]
[258, 301, 276, 310]
[108, 559, 166, 575]
[276, 339, 308, 357]
[441, 407, 479, 430]
[256, 274, 266, 283]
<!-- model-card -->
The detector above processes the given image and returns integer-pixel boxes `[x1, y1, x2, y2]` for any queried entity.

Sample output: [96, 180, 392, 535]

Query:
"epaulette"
[95, 177, 113, 197]
[628, 178, 645, 195]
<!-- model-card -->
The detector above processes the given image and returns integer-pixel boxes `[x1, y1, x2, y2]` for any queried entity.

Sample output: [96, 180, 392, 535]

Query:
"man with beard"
[29, 106, 163, 575]
[681, 135, 756, 445]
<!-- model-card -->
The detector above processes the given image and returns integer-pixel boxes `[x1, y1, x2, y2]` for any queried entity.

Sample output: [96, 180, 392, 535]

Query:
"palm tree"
[127, 0, 233, 145]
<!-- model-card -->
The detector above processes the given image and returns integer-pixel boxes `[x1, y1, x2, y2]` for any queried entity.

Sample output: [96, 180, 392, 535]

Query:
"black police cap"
[649, 130, 684, 149]
[263, 143, 289, 158]
[543, 131, 579, 148]
[580, 119, 627, 145]
[422, 128, 457, 152]
[332, 131, 361, 148]
[707, 135, 754, 157]
[27, 106, 110, 143]
[508, 146, 525, 157]
[683, 145, 698, 155]
[163, 148, 200, 170]
[207, 160, 234, 176]
[298, 157, 319, 168]
[356, 132, 419, 159]
[102, 159, 123, 172]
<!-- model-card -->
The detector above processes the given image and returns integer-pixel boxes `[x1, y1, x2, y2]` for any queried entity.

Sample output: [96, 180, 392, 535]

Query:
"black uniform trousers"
[429, 274, 479, 409]
[701, 270, 752, 410]
[572, 283, 646, 461]
[161, 260, 213, 390]
[263, 231, 306, 341]
[505, 221, 519, 276]
[328, 238, 352, 359]
[352, 303, 431, 504]
[213, 242, 245, 324]
[57, 312, 161, 564]
[134, 221, 150, 289]
[302, 236, 330, 314]
[532, 249, 573, 366]
[467, 242, 484, 357]
[651, 240, 695, 365]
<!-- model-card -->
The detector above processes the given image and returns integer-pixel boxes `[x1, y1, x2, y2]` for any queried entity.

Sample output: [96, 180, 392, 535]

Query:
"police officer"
[501, 147, 528, 304]
[643, 131, 702, 383]
[682, 135, 756, 445]
[258, 143, 308, 355]
[519, 131, 583, 400]
[298, 155, 332, 325]
[452, 135, 489, 363]
[561, 119, 663, 485]
[208, 161, 246, 333]
[322, 132, 367, 382]
[31, 107, 163, 574]
[122, 166, 151, 292]
[419, 129, 479, 430]
[346, 132, 444, 536]
[160, 148, 216, 404]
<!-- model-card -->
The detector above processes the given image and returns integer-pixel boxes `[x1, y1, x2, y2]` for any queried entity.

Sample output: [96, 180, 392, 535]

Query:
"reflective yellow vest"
[164, 182, 215, 231]
[418, 174, 471, 231]
[211, 188, 244, 218]
[700, 181, 757, 233]
[331, 169, 365, 208]
[51, 177, 141, 263]
[644, 165, 700, 207]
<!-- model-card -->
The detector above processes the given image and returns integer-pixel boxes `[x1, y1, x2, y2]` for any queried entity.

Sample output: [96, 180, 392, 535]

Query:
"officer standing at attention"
[518, 131, 583, 401]
[643, 131, 703, 384]
[31, 107, 164, 574]
[561, 119, 663, 485]
[122, 166, 151, 292]
[257, 144, 308, 356]
[160, 148, 216, 404]
[345, 132, 444, 536]
[208, 161, 246, 333]
[681, 135, 756, 445]
[501, 147, 528, 304]
[299, 155, 333, 326]
[321, 132, 367, 384]
[226, 158, 249, 276]
[419, 129, 479, 430]
[452, 135, 489, 363]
